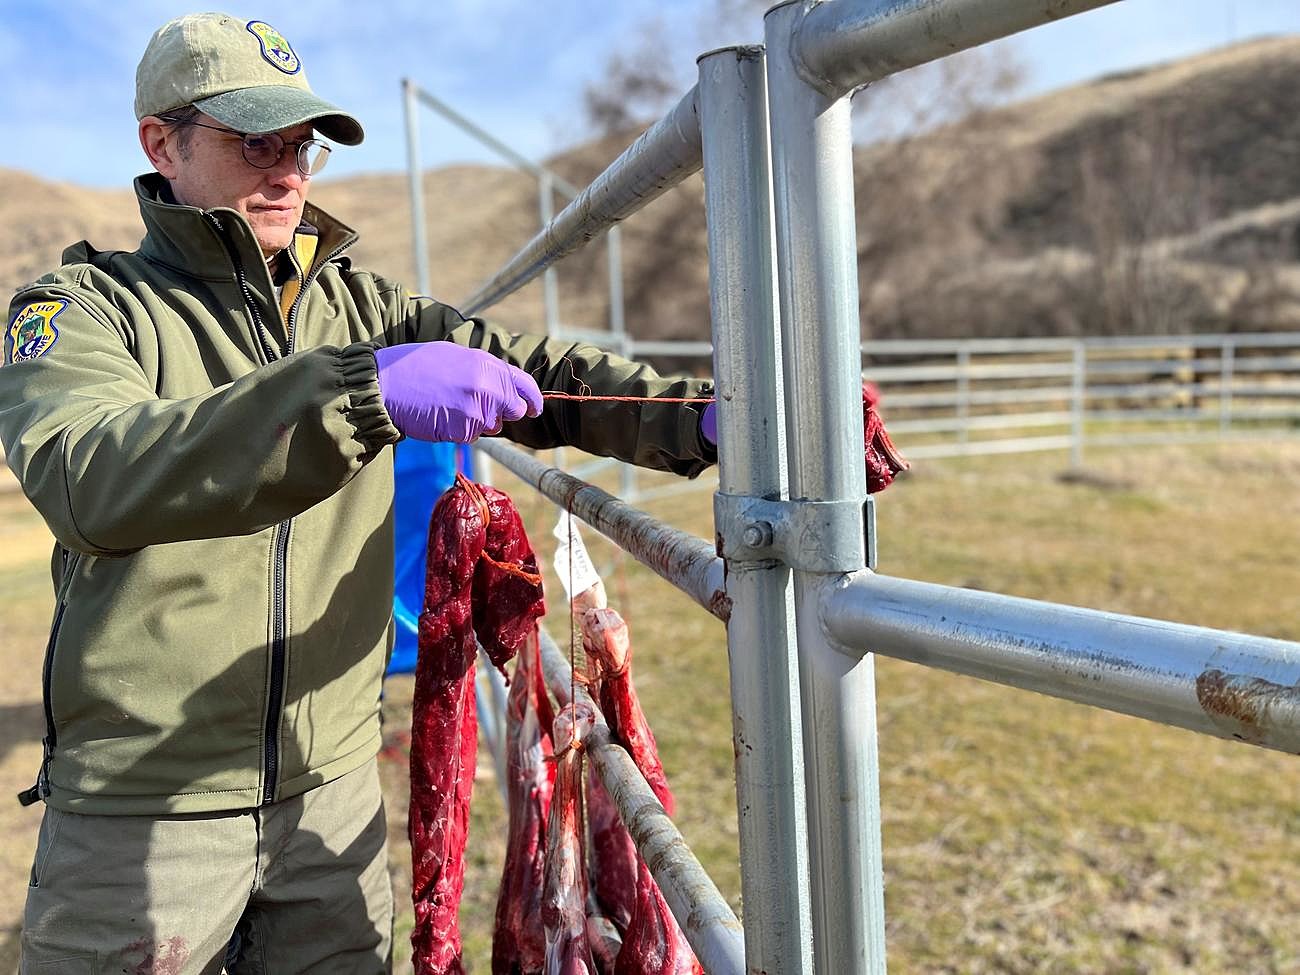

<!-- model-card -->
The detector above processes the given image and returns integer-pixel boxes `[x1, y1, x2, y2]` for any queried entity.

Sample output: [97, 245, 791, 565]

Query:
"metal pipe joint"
[714, 492, 876, 571]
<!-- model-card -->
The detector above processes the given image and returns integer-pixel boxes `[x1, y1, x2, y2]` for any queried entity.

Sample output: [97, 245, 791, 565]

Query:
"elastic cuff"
[338, 342, 401, 456]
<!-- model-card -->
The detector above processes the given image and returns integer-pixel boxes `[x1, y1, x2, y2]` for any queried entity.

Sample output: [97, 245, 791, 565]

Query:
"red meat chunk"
[410, 476, 545, 975]
[863, 381, 909, 493]
[543, 703, 599, 975]
[580, 608, 701, 975]
[492, 632, 556, 975]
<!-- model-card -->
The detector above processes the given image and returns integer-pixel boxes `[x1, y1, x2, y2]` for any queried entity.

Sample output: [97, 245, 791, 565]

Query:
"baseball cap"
[135, 13, 364, 146]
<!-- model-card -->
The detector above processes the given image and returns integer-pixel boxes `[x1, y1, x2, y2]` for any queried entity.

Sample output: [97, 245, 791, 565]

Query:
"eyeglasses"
[160, 116, 331, 177]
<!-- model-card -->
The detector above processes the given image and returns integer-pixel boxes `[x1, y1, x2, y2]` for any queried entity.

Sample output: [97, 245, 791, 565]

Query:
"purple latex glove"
[374, 342, 543, 443]
[701, 401, 718, 447]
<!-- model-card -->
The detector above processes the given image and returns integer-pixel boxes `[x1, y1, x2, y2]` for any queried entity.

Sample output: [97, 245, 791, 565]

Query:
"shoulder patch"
[246, 21, 301, 74]
[7, 300, 66, 364]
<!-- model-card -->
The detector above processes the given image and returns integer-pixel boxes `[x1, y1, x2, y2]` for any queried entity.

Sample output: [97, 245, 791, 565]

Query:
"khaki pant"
[20, 758, 392, 974]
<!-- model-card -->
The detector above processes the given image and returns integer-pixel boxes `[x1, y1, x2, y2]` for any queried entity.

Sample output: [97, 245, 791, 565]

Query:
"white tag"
[552, 510, 602, 602]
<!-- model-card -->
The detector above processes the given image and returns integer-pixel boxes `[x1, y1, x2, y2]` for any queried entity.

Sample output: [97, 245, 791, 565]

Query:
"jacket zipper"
[262, 521, 290, 804]
[20, 550, 77, 806]
[205, 212, 294, 805]
[207, 213, 353, 806]
[205, 213, 279, 365]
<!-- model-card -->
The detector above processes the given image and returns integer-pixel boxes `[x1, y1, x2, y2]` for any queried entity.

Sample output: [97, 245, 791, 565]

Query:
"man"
[1, 13, 716, 973]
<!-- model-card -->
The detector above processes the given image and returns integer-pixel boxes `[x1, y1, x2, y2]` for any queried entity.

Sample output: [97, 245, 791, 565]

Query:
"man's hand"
[374, 342, 544, 443]
[701, 401, 718, 447]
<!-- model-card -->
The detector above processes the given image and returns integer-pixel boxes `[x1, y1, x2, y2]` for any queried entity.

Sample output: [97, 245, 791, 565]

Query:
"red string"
[541, 392, 713, 405]
[534, 354, 712, 406]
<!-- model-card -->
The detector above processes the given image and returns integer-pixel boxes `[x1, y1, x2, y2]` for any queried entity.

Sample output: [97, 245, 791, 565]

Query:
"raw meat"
[492, 632, 556, 975]
[616, 860, 701, 975]
[863, 381, 908, 493]
[411, 475, 546, 975]
[586, 764, 638, 935]
[580, 608, 701, 975]
[543, 703, 599, 975]
[581, 609, 671, 812]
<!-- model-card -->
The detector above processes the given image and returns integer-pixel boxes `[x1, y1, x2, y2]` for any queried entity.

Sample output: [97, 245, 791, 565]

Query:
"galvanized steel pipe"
[700, 45, 814, 973]
[536, 629, 748, 975]
[462, 86, 703, 315]
[787, 0, 1123, 98]
[475, 439, 729, 621]
[823, 571, 1300, 754]
[401, 78, 432, 297]
[766, 3, 887, 971]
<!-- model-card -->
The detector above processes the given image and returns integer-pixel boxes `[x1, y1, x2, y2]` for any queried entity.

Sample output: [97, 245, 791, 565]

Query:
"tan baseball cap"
[135, 13, 364, 146]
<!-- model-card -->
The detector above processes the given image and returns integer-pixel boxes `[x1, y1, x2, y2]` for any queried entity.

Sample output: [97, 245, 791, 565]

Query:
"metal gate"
[404, 2, 1300, 972]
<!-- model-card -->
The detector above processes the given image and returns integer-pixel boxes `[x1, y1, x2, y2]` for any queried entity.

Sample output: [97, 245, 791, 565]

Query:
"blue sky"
[0, 1, 1297, 188]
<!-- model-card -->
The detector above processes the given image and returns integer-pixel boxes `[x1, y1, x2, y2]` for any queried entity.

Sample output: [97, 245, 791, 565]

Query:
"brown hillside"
[3, 36, 1299, 346]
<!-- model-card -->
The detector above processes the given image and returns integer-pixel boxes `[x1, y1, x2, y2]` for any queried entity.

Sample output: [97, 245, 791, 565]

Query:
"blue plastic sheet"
[386, 440, 466, 675]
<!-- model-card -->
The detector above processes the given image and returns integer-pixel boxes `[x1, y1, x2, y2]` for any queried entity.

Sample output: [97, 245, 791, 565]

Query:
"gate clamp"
[713, 492, 876, 572]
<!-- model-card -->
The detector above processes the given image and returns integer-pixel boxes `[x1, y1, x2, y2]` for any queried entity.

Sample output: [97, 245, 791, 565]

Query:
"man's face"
[166, 113, 313, 258]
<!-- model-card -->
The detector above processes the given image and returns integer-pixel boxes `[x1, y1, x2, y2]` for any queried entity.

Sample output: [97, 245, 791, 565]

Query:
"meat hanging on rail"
[581, 607, 703, 975]
[410, 474, 546, 975]
[543, 702, 600, 975]
[863, 381, 909, 493]
[492, 630, 556, 975]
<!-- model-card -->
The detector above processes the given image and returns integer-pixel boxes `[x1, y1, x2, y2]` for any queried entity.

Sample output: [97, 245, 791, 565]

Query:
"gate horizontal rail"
[461, 86, 703, 317]
[536, 628, 747, 974]
[824, 572, 1300, 755]
[476, 439, 728, 621]
[484, 440, 1300, 757]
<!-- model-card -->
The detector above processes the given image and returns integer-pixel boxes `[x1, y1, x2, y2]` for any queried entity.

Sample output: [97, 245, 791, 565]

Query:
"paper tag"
[552, 510, 603, 602]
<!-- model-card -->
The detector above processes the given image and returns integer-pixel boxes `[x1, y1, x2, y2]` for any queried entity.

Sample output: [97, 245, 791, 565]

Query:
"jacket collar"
[133, 173, 358, 283]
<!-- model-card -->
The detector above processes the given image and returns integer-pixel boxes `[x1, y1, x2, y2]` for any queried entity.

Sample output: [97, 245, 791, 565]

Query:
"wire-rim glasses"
[159, 116, 331, 177]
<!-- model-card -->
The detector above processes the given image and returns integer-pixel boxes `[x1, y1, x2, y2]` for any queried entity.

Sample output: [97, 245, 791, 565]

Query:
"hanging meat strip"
[616, 860, 700, 975]
[492, 632, 556, 975]
[863, 381, 909, 493]
[411, 475, 546, 975]
[586, 762, 638, 936]
[544, 703, 599, 975]
[581, 608, 702, 975]
[581, 609, 671, 813]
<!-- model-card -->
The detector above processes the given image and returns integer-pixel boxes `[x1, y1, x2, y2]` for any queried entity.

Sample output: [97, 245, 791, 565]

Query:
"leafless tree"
[1076, 109, 1218, 334]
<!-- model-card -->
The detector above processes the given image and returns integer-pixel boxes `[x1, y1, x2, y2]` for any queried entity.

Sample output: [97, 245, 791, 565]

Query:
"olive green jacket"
[0, 173, 714, 814]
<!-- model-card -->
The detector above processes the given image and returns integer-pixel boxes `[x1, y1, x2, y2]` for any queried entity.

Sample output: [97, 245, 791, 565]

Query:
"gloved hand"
[374, 342, 544, 443]
[700, 402, 718, 447]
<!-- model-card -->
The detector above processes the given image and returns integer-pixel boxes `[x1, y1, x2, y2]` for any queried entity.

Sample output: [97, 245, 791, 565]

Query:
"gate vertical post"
[539, 172, 560, 339]
[957, 345, 972, 447]
[402, 78, 432, 297]
[764, 5, 887, 972]
[1071, 341, 1086, 467]
[698, 46, 814, 973]
[606, 228, 637, 499]
[1220, 338, 1235, 435]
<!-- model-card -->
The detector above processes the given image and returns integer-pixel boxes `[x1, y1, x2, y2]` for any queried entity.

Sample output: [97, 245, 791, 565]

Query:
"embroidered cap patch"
[247, 21, 301, 74]
[7, 300, 66, 364]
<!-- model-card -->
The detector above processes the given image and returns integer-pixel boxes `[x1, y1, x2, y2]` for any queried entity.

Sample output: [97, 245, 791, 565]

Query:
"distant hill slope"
[3, 35, 1299, 346]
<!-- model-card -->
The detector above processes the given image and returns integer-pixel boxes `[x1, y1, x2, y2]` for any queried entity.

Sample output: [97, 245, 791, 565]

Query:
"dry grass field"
[2, 440, 1298, 974]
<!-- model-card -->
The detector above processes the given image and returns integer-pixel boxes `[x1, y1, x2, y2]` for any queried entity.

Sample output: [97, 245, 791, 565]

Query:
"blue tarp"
[387, 440, 467, 676]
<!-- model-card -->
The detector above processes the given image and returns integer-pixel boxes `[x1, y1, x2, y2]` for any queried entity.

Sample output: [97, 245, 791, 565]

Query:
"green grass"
[3, 442, 1299, 974]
